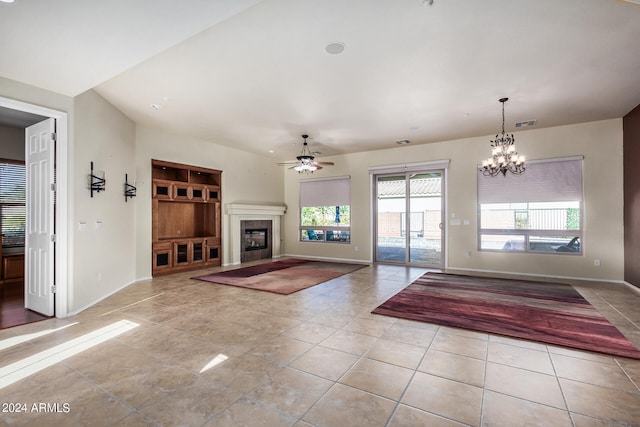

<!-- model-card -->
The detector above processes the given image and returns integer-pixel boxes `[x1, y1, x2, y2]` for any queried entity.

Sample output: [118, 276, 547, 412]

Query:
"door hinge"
[51, 132, 57, 141]
[51, 285, 57, 294]
[51, 183, 57, 192]
[51, 234, 56, 242]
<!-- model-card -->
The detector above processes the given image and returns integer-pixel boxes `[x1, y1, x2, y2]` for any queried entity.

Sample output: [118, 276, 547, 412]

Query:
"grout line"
[547, 344, 575, 427]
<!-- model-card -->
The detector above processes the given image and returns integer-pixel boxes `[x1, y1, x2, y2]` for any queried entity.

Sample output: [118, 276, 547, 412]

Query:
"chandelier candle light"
[481, 97, 526, 177]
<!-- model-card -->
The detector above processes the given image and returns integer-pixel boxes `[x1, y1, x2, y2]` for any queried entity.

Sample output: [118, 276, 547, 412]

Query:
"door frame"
[370, 160, 449, 268]
[0, 96, 68, 318]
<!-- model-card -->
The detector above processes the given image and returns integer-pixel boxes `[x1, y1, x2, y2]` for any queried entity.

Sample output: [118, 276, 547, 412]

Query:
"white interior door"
[25, 118, 55, 316]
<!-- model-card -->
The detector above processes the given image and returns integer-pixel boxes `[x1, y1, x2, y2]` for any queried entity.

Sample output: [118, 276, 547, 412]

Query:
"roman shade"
[478, 157, 583, 204]
[299, 176, 350, 207]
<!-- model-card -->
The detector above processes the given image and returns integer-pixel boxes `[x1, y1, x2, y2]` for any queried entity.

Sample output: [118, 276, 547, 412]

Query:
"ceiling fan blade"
[277, 161, 299, 165]
[314, 161, 334, 166]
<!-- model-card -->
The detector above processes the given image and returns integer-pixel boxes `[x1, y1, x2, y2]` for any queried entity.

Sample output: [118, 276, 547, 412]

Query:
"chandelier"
[481, 97, 526, 177]
[294, 135, 318, 174]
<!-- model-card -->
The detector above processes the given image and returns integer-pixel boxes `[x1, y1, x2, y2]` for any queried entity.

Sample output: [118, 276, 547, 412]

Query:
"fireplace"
[240, 219, 273, 262]
[227, 203, 286, 265]
[245, 228, 268, 251]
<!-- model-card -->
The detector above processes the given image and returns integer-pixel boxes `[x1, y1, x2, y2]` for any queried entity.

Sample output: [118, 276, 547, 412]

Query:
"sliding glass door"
[375, 171, 444, 266]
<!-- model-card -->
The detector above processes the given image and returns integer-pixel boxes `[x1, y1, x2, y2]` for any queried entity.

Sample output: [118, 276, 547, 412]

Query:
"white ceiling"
[1, 0, 639, 160]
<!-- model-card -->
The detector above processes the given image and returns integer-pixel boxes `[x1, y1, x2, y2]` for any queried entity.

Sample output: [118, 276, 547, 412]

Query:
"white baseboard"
[447, 266, 625, 284]
[65, 277, 148, 317]
[282, 253, 371, 265]
[624, 281, 640, 295]
[223, 255, 284, 267]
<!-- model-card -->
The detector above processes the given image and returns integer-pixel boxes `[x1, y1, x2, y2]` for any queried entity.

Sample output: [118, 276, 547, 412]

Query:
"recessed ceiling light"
[150, 104, 162, 110]
[0, 0, 15, 3]
[325, 42, 345, 55]
[268, 150, 274, 154]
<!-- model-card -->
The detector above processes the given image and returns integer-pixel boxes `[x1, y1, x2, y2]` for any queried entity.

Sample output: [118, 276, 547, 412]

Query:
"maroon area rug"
[193, 259, 366, 295]
[372, 272, 640, 359]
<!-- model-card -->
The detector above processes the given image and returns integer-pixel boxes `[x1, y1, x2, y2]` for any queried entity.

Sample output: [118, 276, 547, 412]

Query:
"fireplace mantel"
[226, 203, 286, 265]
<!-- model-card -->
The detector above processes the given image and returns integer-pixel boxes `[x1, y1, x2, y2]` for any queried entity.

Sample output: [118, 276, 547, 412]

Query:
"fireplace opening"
[245, 228, 268, 251]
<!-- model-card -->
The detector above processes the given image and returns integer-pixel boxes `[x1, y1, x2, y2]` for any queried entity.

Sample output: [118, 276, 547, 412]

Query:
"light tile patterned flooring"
[1, 261, 640, 426]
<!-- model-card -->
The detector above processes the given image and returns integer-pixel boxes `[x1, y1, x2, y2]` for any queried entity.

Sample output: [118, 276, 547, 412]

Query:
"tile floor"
[1, 261, 640, 426]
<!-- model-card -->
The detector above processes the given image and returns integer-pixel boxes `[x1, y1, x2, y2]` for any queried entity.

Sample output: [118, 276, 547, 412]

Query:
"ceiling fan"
[278, 134, 334, 173]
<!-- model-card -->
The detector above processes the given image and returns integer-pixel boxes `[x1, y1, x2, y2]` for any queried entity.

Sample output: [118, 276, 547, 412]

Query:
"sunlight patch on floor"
[0, 322, 78, 352]
[199, 354, 228, 373]
[0, 319, 139, 389]
[99, 293, 165, 316]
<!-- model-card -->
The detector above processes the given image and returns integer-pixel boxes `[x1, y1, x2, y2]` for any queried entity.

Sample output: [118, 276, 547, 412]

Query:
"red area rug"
[372, 272, 640, 359]
[193, 259, 366, 295]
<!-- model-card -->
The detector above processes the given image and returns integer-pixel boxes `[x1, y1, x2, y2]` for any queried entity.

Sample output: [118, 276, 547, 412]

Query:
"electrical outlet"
[594, 259, 601, 267]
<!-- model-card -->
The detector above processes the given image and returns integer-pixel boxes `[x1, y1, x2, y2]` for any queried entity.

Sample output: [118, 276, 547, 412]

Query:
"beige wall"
[71, 89, 136, 311]
[1, 76, 285, 313]
[0, 73, 627, 318]
[0, 125, 25, 160]
[284, 119, 624, 281]
[0, 80, 138, 313]
[134, 125, 284, 278]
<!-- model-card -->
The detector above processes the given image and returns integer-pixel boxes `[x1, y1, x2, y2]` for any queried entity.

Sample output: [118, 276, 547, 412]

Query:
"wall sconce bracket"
[124, 174, 136, 202]
[90, 161, 106, 197]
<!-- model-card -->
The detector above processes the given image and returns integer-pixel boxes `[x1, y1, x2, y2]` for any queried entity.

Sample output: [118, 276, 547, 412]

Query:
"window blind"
[0, 161, 26, 247]
[478, 157, 583, 204]
[300, 176, 350, 207]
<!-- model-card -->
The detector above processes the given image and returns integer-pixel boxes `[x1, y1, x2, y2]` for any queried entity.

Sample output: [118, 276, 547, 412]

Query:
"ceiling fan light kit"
[295, 135, 317, 173]
[280, 135, 334, 174]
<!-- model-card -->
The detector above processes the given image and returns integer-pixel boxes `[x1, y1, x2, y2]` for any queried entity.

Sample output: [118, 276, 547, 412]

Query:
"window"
[0, 159, 26, 248]
[300, 176, 350, 243]
[478, 157, 583, 254]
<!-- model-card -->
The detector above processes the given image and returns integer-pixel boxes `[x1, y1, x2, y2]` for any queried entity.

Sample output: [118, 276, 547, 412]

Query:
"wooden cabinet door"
[173, 183, 191, 201]
[192, 240, 206, 264]
[190, 185, 208, 202]
[206, 238, 221, 265]
[174, 241, 191, 266]
[152, 242, 173, 274]
[3, 255, 24, 280]
[153, 180, 174, 200]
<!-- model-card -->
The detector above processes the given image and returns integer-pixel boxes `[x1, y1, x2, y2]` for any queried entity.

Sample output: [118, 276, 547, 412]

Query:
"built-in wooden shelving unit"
[151, 159, 222, 276]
